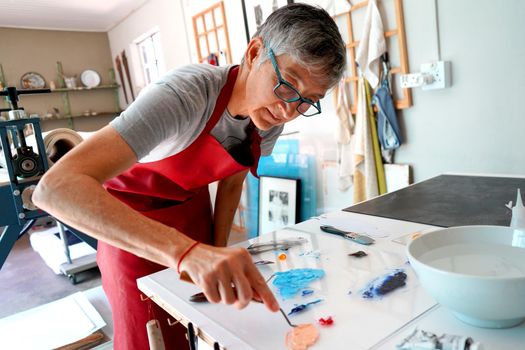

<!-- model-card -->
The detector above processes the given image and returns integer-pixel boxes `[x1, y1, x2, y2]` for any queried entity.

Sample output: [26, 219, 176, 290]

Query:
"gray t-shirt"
[110, 64, 283, 164]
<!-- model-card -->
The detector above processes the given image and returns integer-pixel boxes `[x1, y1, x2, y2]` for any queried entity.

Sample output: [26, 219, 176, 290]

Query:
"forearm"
[33, 171, 194, 268]
[213, 170, 248, 247]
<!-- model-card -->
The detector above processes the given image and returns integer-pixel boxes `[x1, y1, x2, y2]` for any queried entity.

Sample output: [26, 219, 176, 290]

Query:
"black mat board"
[344, 175, 525, 227]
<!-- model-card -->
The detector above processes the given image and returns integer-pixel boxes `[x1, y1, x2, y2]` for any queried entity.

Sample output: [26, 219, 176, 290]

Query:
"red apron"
[98, 66, 261, 350]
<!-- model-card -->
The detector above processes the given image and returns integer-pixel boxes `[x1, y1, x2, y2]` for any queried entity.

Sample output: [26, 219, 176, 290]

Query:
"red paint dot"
[318, 316, 334, 326]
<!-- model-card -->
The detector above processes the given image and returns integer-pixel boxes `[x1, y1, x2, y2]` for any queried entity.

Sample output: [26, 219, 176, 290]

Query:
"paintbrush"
[180, 271, 296, 327]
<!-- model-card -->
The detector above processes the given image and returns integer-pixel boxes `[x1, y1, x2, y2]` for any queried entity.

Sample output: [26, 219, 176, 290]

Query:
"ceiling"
[0, 0, 149, 32]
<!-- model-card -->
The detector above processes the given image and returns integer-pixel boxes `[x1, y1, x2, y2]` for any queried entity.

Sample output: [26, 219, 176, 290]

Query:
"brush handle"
[320, 225, 348, 237]
[180, 271, 193, 283]
[320, 225, 375, 245]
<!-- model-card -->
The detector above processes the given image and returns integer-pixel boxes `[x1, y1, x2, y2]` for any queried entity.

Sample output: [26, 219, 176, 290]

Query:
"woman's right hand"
[178, 242, 280, 312]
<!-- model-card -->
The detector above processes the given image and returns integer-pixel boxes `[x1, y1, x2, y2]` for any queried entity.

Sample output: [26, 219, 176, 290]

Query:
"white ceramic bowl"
[407, 225, 525, 328]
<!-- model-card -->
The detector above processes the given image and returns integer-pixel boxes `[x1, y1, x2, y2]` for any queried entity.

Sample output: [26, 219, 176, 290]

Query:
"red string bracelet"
[177, 241, 200, 274]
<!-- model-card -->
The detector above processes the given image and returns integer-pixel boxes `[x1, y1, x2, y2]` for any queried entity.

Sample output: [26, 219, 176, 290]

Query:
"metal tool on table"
[180, 271, 297, 328]
[320, 225, 375, 245]
[247, 237, 307, 254]
[0, 86, 97, 283]
[254, 259, 274, 266]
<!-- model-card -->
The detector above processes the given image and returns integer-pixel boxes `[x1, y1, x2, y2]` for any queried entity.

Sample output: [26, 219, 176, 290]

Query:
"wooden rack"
[334, 0, 412, 114]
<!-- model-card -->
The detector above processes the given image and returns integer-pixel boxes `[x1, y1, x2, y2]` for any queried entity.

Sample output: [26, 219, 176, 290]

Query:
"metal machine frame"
[0, 87, 97, 283]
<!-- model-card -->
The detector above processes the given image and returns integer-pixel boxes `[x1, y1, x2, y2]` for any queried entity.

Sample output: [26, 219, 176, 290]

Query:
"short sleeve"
[109, 64, 229, 160]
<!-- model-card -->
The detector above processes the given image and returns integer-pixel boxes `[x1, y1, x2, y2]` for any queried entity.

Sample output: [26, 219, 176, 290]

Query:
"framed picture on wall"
[258, 176, 300, 235]
[241, 0, 294, 43]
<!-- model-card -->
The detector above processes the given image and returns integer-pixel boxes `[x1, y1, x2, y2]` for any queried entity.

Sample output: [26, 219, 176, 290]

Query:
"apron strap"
[249, 128, 262, 177]
[203, 65, 239, 134]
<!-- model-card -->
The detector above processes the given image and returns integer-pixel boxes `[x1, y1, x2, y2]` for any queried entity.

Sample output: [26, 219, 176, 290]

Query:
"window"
[137, 31, 163, 85]
[192, 1, 232, 65]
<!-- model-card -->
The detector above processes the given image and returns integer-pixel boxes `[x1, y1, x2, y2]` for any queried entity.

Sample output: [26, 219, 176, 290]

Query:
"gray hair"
[252, 3, 346, 88]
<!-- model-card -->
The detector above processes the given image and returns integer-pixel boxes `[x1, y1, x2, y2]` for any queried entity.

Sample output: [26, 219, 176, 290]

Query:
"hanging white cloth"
[352, 76, 378, 203]
[355, 0, 387, 88]
[334, 78, 355, 191]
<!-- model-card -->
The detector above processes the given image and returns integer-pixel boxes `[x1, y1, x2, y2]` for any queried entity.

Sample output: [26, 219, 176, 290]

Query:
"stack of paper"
[0, 292, 106, 350]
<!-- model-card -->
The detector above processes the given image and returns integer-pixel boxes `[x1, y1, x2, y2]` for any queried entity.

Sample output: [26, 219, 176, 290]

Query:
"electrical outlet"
[421, 61, 451, 90]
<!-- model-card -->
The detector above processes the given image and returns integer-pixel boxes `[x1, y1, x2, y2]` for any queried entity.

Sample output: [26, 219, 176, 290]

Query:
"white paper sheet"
[29, 225, 96, 274]
[0, 167, 8, 184]
[0, 292, 106, 350]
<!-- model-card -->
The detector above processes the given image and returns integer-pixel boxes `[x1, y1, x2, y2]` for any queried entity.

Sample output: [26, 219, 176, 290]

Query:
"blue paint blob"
[362, 269, 407, 299]
[301, 289, 314, 296]
[273, 268, 325, 299]
[288, 299, 323, 316]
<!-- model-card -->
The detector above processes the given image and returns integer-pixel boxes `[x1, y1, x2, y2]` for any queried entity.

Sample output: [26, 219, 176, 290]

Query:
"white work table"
[137, 209, 522, 350]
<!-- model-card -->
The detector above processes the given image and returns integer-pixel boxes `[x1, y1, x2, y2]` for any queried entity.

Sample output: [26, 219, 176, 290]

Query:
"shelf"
[1, 61, 121, 130]
[18, 85, 120, 94]
[40, 111, 122, 121]
[51, 85, 120, 92]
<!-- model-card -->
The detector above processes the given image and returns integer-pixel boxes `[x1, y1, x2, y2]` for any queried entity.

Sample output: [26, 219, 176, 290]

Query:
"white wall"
[285, 0, 525, 212]
[107, 0, 191, 109]
[396, 0, 525, 182]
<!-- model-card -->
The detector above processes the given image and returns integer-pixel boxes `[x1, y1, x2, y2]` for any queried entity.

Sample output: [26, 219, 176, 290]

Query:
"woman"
[34, 3, 346, 349]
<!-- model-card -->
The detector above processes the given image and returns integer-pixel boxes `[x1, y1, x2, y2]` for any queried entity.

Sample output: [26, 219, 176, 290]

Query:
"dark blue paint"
[362, 269, 407, 299]
[288, 299, 323, 316]
[302, 289, 314, 296]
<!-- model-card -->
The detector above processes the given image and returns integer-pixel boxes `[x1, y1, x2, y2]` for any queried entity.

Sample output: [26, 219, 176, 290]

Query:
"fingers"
[217, 270, 236, 305]
[232, 274, 252, 309]
[231, 247, 279, 312]
[200, 274, 221, 304]
[200, 267, 236, 305]
[245, 264, 280, 312]
[182, 245, 279, 312]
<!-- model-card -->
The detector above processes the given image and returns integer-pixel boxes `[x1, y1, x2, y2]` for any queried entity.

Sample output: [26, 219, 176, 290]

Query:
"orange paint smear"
[285, 323, 319, 350]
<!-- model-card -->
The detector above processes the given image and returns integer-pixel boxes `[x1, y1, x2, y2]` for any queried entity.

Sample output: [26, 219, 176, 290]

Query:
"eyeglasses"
[267, 48, 322, 117]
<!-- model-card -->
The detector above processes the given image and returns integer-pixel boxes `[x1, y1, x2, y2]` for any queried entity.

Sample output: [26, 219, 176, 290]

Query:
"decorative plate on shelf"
[20, 72, 46, 89]
[80, 69, 101, 88]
